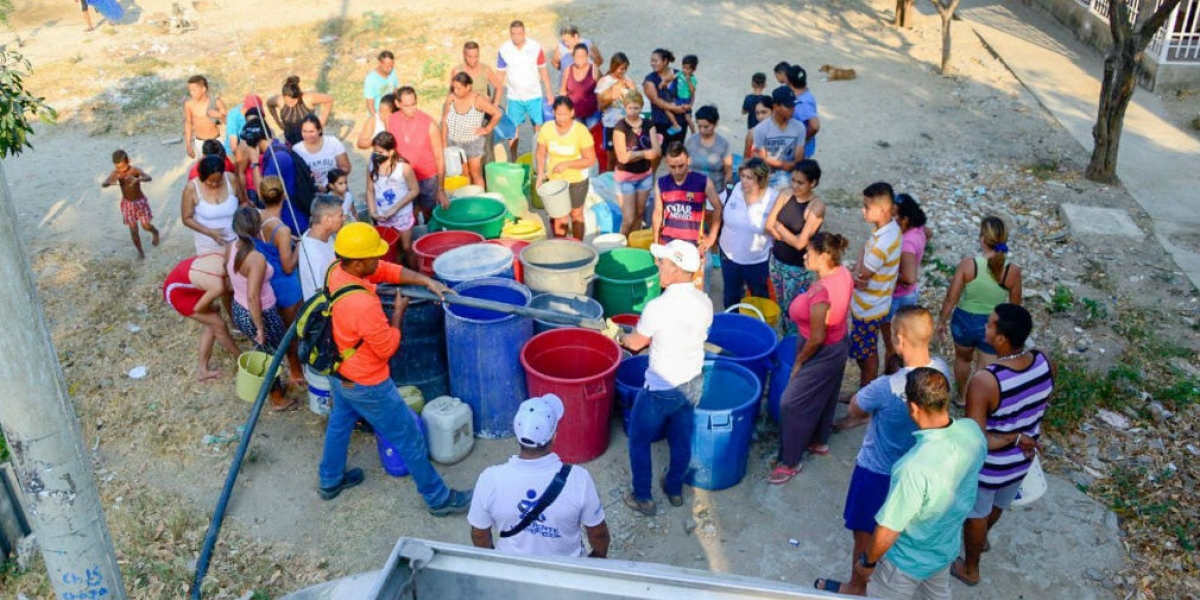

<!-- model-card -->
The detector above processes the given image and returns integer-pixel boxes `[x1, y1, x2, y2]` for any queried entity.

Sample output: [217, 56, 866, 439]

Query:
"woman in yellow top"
[535, 96, 597, 240]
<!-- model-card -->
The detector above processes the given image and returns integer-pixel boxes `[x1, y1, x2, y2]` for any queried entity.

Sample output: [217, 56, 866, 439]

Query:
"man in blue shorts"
[496, 20, 553, 158]
[817, 306, 950, 595]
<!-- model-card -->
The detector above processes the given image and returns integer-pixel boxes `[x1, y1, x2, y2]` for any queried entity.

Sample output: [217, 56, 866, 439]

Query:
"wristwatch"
[858, 551, 877, 569]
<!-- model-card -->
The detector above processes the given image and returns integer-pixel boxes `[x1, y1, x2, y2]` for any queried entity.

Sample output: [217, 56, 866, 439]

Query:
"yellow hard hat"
[334, 222, 390, 259]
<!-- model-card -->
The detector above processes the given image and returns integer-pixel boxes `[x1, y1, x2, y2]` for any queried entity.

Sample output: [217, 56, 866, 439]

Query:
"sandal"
[813, 578, 843, 592]
[808, 444, 830, 456]
[768, 464, 801, 485]
[270, 398, 300, 412]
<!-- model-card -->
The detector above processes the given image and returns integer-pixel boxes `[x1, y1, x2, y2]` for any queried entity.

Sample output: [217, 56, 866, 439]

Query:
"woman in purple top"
[882, 194, 928, 371]
[560, 44, 599, 126]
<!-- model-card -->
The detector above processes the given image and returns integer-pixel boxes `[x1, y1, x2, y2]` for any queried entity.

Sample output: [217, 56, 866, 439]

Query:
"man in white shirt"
[496, 20, 553, 158]
[298, 195, 345, 300]
[617, 240, 714, 517]
[468, 394, 610, 558]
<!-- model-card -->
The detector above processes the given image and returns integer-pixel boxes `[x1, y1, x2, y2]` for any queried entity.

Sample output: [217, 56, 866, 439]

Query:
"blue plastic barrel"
[445, 278, 533, 438]
[375, 407, 427, 477]
[380, 285, 450, 400]
[686, 360, 762, 491]
[705, 313, 778, 393]
[613, 354, 665, 441]
[768, 334, 798, 422]
[433, 243, 515, 289]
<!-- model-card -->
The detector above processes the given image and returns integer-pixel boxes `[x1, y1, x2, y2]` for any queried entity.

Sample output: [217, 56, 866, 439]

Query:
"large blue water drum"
[445, 278, 533, 438]
[705, 313, 778, 393]
[375, 407, 427, 477]
[613, 354, 665, 441]
[433, 242, 515, 289]
[686, 359, 762, 491]
[380, 285, 449, 400]
[768, 334, 798, 423]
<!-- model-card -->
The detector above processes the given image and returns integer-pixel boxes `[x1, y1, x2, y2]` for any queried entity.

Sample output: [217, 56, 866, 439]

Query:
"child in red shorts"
[102, 149, 160, 259]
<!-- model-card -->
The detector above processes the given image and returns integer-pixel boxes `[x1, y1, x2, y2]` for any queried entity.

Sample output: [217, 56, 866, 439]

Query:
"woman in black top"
[267, 75, 334, 145]
[765, 159, 826, 336]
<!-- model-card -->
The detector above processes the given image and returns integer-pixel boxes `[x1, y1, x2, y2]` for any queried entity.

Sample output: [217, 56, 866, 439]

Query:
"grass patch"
[1023, 158, 1061, 180]
[0, 431, 7, 462]
[1043, 357, 1141, 433]
[1049, 284, 1074, 313]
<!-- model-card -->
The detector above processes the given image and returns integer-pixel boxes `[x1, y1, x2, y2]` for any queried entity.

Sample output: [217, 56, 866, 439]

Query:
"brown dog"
[819, 65, 857, 81]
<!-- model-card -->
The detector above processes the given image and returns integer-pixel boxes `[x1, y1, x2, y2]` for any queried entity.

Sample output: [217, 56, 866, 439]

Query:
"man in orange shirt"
[317, 223, 472, 516]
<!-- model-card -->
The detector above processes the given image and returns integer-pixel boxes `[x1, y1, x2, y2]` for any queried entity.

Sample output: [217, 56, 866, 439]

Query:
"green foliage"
[1049, 284, 1074, 313]
[1042, 357, 1140, 433]
[0, 430, 8, 462]
[0, 50, 58, 158]
[1081, 297, 1108, 326]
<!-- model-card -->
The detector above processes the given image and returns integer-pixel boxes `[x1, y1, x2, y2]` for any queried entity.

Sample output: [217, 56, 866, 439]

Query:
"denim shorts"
[617, 174, 653, 195]
[969, 480, 1022, 518]
[951, 307, 997, 354]
[887, 289, 920, 321]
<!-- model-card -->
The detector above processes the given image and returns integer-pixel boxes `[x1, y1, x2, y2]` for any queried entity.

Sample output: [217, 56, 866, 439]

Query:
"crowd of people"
[97, 16, 1058, 599]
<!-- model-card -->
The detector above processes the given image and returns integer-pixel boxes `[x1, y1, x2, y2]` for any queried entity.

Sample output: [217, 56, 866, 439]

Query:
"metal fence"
[1076, 0, 1200, 63]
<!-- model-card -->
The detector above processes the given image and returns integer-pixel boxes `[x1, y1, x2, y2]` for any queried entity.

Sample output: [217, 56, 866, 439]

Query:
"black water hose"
[190, 321, 297, 599]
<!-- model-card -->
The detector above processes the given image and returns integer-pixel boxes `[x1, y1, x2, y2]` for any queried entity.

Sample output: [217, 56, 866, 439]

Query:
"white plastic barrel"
[422, 396, 474, 464]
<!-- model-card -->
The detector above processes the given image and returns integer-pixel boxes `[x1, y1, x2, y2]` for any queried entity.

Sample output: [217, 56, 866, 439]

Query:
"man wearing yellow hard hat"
[317, 223, 473, 516]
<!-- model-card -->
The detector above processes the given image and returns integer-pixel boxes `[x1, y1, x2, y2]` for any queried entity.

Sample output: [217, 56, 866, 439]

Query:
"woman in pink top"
[882, 194, 928, 372]
[770, 232, 854, 484]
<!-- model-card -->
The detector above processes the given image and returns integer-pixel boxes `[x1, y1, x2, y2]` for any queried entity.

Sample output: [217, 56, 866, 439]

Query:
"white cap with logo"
[513, 393, 565, 448]
[650, 239, 701, 273]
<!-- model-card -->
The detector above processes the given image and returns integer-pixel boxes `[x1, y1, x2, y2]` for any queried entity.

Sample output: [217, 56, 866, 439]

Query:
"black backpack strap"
[499, 464, 572, 538]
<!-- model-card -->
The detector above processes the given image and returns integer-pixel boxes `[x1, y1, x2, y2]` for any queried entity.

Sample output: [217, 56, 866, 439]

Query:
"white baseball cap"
[513, 394, 564, 447]
[650, 239, 702, 273]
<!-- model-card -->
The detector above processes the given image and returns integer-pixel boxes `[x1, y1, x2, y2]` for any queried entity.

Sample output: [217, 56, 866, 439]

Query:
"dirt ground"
[2, 0, 1199, 598]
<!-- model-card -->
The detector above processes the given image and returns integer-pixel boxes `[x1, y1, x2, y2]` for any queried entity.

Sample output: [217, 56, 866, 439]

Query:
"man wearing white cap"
[616, 240, 714, 517]
[467, 394, 610, 558]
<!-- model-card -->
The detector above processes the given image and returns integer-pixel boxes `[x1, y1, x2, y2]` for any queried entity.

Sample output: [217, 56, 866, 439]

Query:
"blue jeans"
[319, 378, 450, 507]
[719, 253, 770, 310]
[628, 375, 703, 501]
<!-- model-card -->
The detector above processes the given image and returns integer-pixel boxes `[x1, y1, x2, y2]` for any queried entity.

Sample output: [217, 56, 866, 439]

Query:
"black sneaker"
[624, 493, 657, 517]
[319, 468, 365, 500]
[428, 489, 473, 517]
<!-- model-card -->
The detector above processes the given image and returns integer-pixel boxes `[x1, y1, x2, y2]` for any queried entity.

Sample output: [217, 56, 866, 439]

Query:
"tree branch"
[1133, 0, 1184, 41]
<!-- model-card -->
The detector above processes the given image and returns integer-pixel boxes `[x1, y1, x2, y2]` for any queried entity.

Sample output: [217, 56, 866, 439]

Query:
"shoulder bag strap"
[499, 464, 572, 538]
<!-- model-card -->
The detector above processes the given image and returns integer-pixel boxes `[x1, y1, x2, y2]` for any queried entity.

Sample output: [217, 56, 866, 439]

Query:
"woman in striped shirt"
[954, 303, 1055, 587]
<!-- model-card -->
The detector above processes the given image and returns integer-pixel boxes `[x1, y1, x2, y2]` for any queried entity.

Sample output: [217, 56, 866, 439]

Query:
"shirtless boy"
[102, 150, 160, 259]
[183, 75, 227, 159]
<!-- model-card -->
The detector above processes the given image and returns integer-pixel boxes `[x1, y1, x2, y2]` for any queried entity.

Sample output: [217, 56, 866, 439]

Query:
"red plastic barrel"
[413, 231, 485, 276]
[520, 328, 620, 463]
[484, 239, 531, 283]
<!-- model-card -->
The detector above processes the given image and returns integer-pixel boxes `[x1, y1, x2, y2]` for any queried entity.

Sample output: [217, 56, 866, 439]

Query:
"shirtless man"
[183, 75, 227, 159]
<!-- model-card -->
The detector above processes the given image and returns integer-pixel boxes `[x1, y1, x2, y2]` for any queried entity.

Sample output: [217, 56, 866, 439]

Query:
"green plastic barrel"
[429, 197, 510, 239]
[593, 248, 661, 317]
[485, 162, 531, 215]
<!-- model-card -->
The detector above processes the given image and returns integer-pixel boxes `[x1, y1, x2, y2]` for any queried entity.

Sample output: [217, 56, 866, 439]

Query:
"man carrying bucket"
[615, 240, 713, 517]
[317, 223, 474, 517]
[467, 394, 610, 557]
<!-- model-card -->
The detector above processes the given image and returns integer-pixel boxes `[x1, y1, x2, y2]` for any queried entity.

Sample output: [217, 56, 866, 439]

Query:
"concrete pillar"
[0, 163, 127, 599]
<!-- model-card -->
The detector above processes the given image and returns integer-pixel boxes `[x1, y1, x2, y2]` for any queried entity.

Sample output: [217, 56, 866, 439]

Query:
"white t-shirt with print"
[637, 282, 714, 391]
[467, 453, 605, 557]
[292, 135, 346, 188]
[497, 39, 547, 102]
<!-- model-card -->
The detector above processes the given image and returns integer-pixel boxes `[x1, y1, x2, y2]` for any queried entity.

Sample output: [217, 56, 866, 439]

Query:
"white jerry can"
[422, 396, 474, 464]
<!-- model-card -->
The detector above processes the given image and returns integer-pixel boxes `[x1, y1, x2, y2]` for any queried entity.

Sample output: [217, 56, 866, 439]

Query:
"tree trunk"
[941, 13, 954, 75]
[895, 0, 915, 28]
[1084, 0, 1183, 182]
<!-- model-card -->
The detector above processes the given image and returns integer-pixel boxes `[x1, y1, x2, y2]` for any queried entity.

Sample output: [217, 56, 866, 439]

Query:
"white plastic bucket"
[303, 366, 332, 417]
[1011, 455, 1047, 507]
[451, 184, 486, 199]
[536, 180, 572, 219]
[591, 233, 628, 252]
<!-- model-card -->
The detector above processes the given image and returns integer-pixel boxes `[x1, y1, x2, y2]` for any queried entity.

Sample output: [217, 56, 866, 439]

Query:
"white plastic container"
[304, 366, 332, 417]
[422, 396, 474, 464]
[590, 233, 627, 252]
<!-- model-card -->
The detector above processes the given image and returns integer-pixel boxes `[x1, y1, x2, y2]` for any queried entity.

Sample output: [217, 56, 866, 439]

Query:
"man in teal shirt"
[363, 50, 399, 117]
[850, 367, 986, 599]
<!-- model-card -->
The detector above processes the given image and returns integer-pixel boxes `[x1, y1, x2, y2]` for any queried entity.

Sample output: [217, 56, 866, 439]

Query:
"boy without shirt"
[101, 150, 160, 259]
[184, 75, 227, 159]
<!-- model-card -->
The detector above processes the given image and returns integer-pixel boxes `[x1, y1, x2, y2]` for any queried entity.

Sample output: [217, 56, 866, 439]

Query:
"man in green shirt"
[849, 367, 986, 599]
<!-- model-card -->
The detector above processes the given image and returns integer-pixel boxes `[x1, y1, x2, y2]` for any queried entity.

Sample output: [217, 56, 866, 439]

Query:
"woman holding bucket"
[765, 159, 826, 336]
[442, 72, 503, 187]
[770, 232, 853, 484]
[227, 206, 300, 410]
[535, 96, 597, 241]
[717, 158, 778, 310]
[611, 90, 660, 236]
